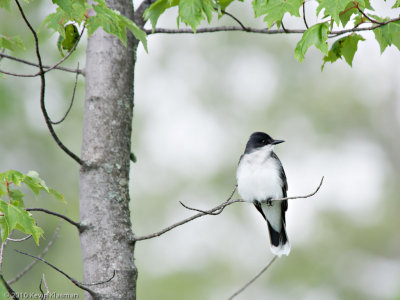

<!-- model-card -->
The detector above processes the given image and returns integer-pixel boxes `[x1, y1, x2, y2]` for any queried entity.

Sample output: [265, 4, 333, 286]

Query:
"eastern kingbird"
[236, 132, 290, 257]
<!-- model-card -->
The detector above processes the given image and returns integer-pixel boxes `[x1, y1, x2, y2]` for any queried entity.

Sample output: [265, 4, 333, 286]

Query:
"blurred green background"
[1, 1, 400, 299]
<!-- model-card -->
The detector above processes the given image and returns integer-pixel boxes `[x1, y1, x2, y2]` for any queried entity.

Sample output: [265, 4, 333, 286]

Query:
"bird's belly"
[237, 167, 283, 202]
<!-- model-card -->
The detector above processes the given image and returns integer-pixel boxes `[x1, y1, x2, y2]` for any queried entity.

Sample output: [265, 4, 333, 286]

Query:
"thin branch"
[134, 197, 243, 242]
[179, 185, 237, 215]
[83, 270, 116, 286]
[43, 25, 85, 75]
[354, 1, 385, 25]
[260, 176, 324, 203]
[0, 274, 19, 300]
[14, 0, 83, 165]
[221, 10, 249, 31]
[0, 26, 85, 78]
[8, 221, 62, 285]
[144, 26, 303, 35]
[25, 208, 82, 231]
[134, 0, 156, 28]
[50, 63, 80, 125]
[0, 240, 8, 274]
[7, 235, 32, 242]
[15, 250, 99, 298]
[145, 16, 400, 38]
[0, 52, 84, 75]
[39, 274, 50, 300]
[302, 2, 309, 29]
[0, 48, 5, 62]
[136, 177, 324, 242]
[227, 256, 278, 300]
[281, 21, 288, 33]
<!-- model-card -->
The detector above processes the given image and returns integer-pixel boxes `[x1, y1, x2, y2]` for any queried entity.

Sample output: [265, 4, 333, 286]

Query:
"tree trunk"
[79, 0, 138, 298]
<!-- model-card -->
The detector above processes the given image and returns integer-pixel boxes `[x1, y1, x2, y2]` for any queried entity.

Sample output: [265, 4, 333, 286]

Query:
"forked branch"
[134, 177, 324, 242]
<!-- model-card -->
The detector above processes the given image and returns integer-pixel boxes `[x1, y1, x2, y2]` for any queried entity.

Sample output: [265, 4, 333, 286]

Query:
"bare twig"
[43, 25, 85, 75]
[302, 2, 309, 29]
[0, 48, 5, 62]
[0, 240, 8, 273]
[0, 26, 85, 78]
[8, 221, 62, 285]
[134, 198, 243, 241]
[227, 256, 278, 300]
[0, 53, 84, 75]
[0, 274, 19, 300]
[83, 270, 116, 286]
[7, 235, 32, 242]
[15, 250, 99, 297]
[354, 1, 385, 25]
[39, 274, 50, 300]
[260, 176, 324, 203]
[25, 208, 82, 231]
[144, 26, 304, 35]
[134, 0, 156, 27]
[50, 63, 80, 125]
[14, 0, 83, 165]
[281, 21, 288, 33]
[221, 10, 249, 31]
[136, 177, 323, 242]
[145, 16, 400, 38]
[179, 185, 237, 215]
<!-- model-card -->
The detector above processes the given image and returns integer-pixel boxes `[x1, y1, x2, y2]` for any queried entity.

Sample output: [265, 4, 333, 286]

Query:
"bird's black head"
[244, 132, 284, 154]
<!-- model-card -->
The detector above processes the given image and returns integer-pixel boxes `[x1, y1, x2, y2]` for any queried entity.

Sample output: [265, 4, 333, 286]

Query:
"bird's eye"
[261, 139, 266, 143]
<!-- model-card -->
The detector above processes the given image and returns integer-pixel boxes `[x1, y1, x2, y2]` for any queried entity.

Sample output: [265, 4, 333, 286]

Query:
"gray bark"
[79, 0, 138, 298]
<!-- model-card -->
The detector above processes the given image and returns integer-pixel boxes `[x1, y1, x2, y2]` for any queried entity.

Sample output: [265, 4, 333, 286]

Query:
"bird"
[236, 132, 290, 257]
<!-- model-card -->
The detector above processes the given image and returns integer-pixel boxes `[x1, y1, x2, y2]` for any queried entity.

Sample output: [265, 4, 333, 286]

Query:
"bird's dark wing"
[271, 151, 288, 197]
[253, 201, 267, 221]
[271, 152, 288, 217]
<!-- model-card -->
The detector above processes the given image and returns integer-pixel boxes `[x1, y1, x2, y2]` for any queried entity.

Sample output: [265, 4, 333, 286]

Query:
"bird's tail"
[266, 220, 290, 257]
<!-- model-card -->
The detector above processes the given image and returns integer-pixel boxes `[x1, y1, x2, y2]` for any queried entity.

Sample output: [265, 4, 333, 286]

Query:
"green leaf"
[322, 34, 365, 69]
[42, 9, 69, 37]
[295, 22, 329, 62]
[178, 0, 215, 32]
[392, 0, 400, 8]
[252, 0, 302, 28]
[87, 0, 147, 51]
[120, 14, 148, 52]
[0, 0, 11, 11]
[373, 21, 400, 53]
[61, 24, 80, 52]
[341, 34, 364, 65]
[9, 189, 25, 207]
[41, 0, 88, 36]
[52, 0, 88, 22]
[49, 188, 65, 203]
[316, 0, 352, 26]
[322, 38, 342, 69]
[339, 2, 357, 27]
[252, 0, 268, 17]
[24, 170, 50, 196]
[0, 170, 24, 186]
[0, 200, 44, 245]
[144, 0, 179, 30]
[218, 0, 242, 10]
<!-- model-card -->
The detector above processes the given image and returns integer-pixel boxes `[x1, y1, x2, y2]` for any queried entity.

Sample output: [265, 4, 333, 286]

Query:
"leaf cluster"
[0, 170, 64, 245]
[0, 0, 147, 54]
[144, 0, 400, 67]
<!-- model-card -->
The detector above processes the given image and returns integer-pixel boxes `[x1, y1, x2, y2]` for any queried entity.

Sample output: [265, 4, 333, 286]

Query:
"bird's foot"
[266, 198, 273, 206]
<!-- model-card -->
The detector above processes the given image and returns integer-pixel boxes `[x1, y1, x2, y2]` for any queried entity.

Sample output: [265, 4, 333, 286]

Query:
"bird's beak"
[271, 139, 285, 145]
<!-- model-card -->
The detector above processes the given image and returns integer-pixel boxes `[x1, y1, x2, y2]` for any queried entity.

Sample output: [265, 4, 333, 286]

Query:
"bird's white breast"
[236, 147, 283, 203]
